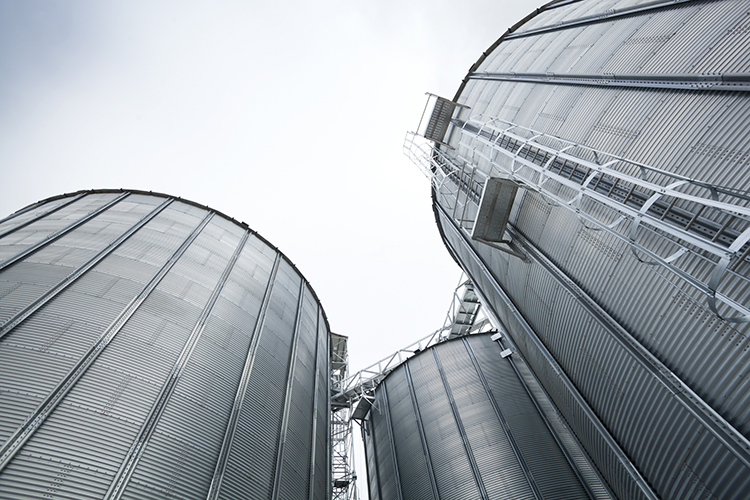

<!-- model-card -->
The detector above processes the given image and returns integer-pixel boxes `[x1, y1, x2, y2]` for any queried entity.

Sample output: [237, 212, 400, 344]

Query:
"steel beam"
[505, 0, 706, 40]
[469, 71, 750, 92]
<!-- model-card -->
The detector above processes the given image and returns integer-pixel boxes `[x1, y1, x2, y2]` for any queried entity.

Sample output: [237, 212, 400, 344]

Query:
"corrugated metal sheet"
[0, 194, 86, 241]
[368, 387, 402, 500]
[0, 190, 330, 500]
[0, 193, 127, 267]
[383, 367, 435, 500]
[217, 258, 301, 500]
[314, 308, 330, 500]
[363, 333, 595, 499]
[435, 202, 750, 498]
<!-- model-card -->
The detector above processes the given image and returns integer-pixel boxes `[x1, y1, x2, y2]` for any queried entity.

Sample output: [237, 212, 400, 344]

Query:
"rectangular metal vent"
[351, 397, 373, 421]
[471, 178, 519, 243]
[424, 97, 457, 144]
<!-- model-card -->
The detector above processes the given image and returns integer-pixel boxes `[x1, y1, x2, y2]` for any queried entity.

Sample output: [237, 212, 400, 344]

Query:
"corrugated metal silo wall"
[434, 0, 750, 498]
[362, 334, 592, 500]
[0, 190, 331, 500]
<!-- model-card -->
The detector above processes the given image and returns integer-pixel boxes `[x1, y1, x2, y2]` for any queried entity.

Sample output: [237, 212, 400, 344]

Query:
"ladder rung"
[684, 205, 705, 231]
[607, 178, 619, 197]
[622, 184, 637, 205]
[660, 196, 677, 221]
[711, 216, 734, 243]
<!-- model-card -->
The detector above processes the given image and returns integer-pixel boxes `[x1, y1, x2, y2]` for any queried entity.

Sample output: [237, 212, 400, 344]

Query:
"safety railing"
[332, 275, 495, 404]
[407, 115, 750, 322]
[460, 117, 750, 322]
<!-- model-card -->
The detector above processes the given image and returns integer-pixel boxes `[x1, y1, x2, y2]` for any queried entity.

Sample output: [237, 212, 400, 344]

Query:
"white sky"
[0, 0, 544, 496]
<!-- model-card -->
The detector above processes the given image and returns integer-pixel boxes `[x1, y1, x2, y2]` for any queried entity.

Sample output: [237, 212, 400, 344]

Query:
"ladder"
[405, 116, 750, 322]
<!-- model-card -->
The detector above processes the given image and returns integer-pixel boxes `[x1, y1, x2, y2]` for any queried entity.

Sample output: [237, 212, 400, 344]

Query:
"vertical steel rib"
[0, 211, 213, 474]
[506, 350, 615, 500]
[0, 193, 86, 240]
[271, 281, 306, 500]
[462, 337, 543, 500]
[379, 382, 404, 500]
[105, 228, 250, 500]
[505, 224, 750, 467]
[0, 192, 130, 273]
[365, 414, 383, 500]
[206, 252, 281, 500]
[467, 71, 750, 92]
[431, 348, 489, 500]
[0, 198, 173, 341]
[308, 307, 322, 500]
[403, 363, 439, 500]
[0, 199, 47, 227]
[325, 329, 332, 500]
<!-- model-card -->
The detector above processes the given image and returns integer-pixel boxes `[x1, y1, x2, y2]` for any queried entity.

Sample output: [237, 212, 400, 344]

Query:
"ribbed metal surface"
[436, 208, 655, 500]
[382, 367, 435, 500]
[0, 189, 331, 500]
[363, 334, 592, 499]
[431, 1, 750, 498]
[368, 386, 402, 500]
[313, 308, 329, 500]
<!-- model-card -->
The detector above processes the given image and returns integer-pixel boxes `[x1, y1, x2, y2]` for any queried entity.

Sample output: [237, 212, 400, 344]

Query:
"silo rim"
[6, 188, 333, 333]
[354, 332, 495, 420]
[450, 0, 578, 104]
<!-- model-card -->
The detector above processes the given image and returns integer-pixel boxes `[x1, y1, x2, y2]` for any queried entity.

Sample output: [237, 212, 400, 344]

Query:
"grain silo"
[0, 189, 330, 500]
[360, 333, 613, 500]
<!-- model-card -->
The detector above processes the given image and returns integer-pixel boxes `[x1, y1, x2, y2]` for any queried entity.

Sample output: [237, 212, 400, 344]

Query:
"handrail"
[454, 116, 750, 322]
[332, 275, 495, 402]
[404, 115, 750, 323]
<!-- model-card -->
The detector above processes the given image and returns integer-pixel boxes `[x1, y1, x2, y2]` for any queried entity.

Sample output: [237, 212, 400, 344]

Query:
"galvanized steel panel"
[433, 2, 750, 498]
[218, 258, 301, 500]
[368, 387, 401, 500]
[363, 334, 596, 499]
[0, 190, 330, 500]
[0, 196, 73, 235]
[313, 309, 330, 500]
[384, 367, 435, 500]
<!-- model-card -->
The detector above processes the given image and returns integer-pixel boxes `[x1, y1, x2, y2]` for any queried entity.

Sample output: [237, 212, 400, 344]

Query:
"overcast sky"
[0, 0, 543, 494]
